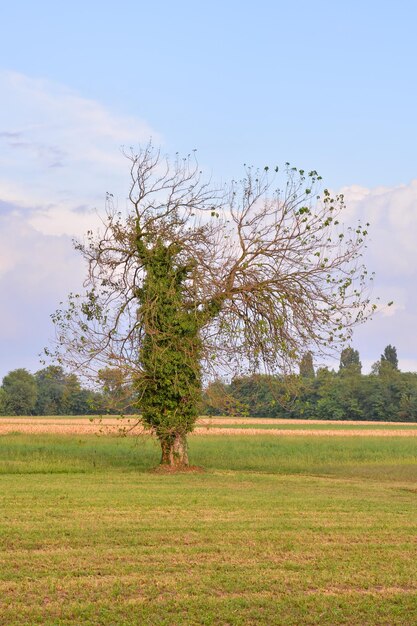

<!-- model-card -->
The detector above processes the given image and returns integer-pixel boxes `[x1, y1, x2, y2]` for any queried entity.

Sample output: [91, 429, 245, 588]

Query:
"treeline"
[2, 346, 417, 421]
[202, 346, 417, 422]
[0, 366, 135, 416]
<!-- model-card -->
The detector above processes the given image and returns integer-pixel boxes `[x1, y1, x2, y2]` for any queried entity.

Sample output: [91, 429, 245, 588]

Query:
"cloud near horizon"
[342, 180, 417, 371]
[0, 209, 85, 376]
[0, 72, 160, 376]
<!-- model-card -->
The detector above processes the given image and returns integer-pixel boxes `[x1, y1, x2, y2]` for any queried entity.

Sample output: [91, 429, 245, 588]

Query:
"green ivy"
[137, 240, 202, 447]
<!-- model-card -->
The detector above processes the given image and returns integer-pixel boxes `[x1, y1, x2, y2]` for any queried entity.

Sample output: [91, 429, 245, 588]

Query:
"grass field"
[0, 423, 416, 625]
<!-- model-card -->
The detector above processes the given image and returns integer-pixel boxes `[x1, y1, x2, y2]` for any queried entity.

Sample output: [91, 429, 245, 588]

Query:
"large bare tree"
[50, 144, 373, 467]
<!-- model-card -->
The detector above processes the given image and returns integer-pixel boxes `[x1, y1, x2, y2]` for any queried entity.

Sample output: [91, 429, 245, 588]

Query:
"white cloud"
[0, 209, 85, 377]
[341, 179, 417, 277]
[342, 179, 417, 370]
[0, 70, 160, 236]
[0, 72, 161, 378]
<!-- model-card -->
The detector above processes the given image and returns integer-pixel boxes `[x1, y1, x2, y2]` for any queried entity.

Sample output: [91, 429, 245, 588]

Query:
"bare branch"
[47, 146, 374, 466]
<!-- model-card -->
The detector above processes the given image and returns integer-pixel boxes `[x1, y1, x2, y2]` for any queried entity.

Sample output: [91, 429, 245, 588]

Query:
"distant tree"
[201, 367, 417, 422]
[49, 145, 373, 467]
[398, 373, 417, 421]
[227, 373, 303, 418]
[314, 366, 363, 420]
[98, 368, 135, 414]
[64, 386, 96, 415]
[35, 366, 95, 415]
[202, 379, 234, 416]
[2, 369, 38, 415]
[229, 375, 281, 417]
[339, 347, 362, 374]
[60, 373, 87, 414]
[370, 360, 381, 376]
[381, 345, 399, 370]
[299, 352, 315, 378]
[371, 346, 399, 378]
[0, 388, 7, 415]
[35, 366, 67, 415]
[202, 379, 249, 416]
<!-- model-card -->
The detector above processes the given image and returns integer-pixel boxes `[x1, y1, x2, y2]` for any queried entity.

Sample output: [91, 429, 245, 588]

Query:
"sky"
[1, 0, 417, 379]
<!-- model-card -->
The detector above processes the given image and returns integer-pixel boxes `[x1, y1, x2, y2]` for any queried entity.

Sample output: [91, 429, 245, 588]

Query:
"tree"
[381, 345, 399, 370]
[98, 367, 135, 414]
[398, 373, 417, 421]
[371, 345, 399, 378]
[49, 144, 372, 467]
[0, 388, 7, 415]
[35, 366, 97, 415]
[35, 366, 68, 415]
[299, 352, 315, 378]
[60, 373, 89, 415]
[339, 346, 362, 374]
[201, 379, 247, 416]
[1, 369, 38, 415]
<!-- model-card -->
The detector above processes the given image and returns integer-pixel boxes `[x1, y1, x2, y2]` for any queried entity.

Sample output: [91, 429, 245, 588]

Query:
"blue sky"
[1, 0, 417, 378]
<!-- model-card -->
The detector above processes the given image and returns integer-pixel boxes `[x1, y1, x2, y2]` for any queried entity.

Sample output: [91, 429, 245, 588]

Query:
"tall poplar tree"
[381, 345, 399, 370]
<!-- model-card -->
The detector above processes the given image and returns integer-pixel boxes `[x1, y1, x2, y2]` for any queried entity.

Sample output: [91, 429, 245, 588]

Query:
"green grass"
[0, 433, 416, 625]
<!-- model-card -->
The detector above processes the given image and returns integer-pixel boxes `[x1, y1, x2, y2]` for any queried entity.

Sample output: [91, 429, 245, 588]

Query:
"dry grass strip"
[0, 417, 416, 437]
[194, 427, 417, 437]
[198, 417, 417, 426]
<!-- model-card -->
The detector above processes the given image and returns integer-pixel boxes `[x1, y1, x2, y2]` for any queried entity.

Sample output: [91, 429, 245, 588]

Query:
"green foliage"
[381, 344, 399, 370]
[339, 346, 362, 374]
[0, 365, 111, 416]
[35, 366, 99, 415]
[35, 366, 65, 415]
[138, 241, 203, 447]
[202, 374, 299, 419]
[229, 375, 291, 418]
[0, 387, 7, 415]
[203, 346, 417, 422]
[299, 351, 315, 378]
[34, 366, 82, 415]
[202, 379, 248, 416]
[98, 367, 135, 414]
[399, 375, 417, 420]
[1, 368, 38, 415]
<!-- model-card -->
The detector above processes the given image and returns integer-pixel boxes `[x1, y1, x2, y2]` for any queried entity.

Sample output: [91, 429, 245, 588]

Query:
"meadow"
[0, 420, 416, 625]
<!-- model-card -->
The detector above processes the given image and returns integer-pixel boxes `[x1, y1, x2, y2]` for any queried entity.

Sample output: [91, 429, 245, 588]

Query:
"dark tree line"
[1, 345, 415, 421]
[0, 366, 135, 416]
[203, 345, 417, 422]
[2, 346, 414, 422]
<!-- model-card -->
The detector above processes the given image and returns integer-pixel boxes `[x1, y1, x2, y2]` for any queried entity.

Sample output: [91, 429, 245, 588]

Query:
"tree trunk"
[160, 432, 189, 467]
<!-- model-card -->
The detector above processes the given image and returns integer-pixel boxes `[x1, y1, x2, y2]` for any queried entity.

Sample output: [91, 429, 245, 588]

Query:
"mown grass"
[0, 432, 416, 625]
